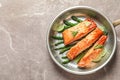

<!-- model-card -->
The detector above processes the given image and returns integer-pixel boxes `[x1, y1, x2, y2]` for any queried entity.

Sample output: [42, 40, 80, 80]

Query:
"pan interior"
[48, 7, 116, 74]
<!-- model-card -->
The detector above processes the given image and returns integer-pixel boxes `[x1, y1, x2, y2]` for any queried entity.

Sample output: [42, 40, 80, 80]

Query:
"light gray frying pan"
[47, 6, 120, 75]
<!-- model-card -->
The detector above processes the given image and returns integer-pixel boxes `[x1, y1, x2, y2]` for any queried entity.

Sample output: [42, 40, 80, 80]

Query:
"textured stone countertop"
[0, 0, 120, 80]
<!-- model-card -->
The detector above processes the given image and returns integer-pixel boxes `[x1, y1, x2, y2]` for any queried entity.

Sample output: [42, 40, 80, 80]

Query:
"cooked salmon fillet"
[67, 27, 103, 60]
[78, 35, 107, 68]
[62, 18, 97, 45]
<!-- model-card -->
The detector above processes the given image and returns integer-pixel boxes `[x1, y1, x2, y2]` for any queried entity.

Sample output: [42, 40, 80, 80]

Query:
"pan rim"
[46, 6, 117, 75]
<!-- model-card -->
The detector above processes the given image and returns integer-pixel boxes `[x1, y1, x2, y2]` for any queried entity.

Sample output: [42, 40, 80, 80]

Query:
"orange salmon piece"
[67, 27, 103, 60]
[78, 35, 107, 68]
[62, 18, 97, 45]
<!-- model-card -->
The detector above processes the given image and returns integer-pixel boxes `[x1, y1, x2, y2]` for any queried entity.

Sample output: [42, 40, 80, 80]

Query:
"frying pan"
[47, 6, 120, 75]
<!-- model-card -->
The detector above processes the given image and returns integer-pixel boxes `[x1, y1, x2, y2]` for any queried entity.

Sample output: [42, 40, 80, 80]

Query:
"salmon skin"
[67, 27, 103, 60]
[78, 35, 107, 68]
[62, 18, 97, 45]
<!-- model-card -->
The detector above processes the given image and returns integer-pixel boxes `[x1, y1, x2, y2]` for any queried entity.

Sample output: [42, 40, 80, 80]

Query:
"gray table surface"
[0, 0, 120, 80]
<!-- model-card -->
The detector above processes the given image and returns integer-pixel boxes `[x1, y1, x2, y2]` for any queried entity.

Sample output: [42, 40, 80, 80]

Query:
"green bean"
[74, 52, 85, 63]
[71, 16, 83, 23]
[52, 35, 63, 40]
[54, 46, 66, 50]
[62, 59, 70, 64]
[55, 41, 64, 46]
[99, 26, 108, 35]
[62, 56, 68, 59]
[59, 47, 71, 54]
[63, 20, 77, 27]
[64, 25, 71, 29]
[54, 44, 74, 50]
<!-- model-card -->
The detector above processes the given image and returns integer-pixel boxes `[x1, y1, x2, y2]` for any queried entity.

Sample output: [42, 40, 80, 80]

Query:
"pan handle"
[113, 19, 120, 27]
